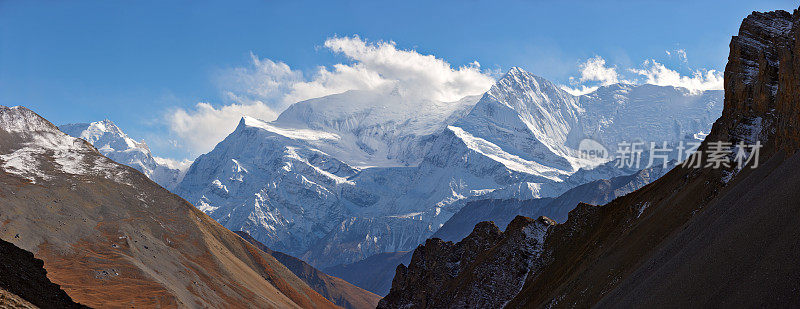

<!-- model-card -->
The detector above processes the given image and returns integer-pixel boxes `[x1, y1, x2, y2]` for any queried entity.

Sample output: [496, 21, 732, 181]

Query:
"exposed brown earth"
[0, 106, 337, 308]
[0, 237, 86, 308]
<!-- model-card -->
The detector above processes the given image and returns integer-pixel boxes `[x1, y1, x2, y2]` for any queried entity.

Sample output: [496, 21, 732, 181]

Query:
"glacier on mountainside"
[174, 68, 724, 267]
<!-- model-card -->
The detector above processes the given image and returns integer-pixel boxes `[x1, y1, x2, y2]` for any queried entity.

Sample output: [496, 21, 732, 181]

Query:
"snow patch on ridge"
[242, 116, 340, 141]
[449, 125, 566, 181]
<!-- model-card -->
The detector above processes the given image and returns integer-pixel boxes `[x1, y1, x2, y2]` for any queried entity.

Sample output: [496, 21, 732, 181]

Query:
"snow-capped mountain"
[60, 120, 190, 189]
[273, 88, 480, 167]
[174, 67, 723, 267]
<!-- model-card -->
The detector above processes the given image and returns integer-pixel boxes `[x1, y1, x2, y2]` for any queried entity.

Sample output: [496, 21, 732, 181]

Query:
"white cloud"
[167, 35, 494, 155]
[561, 56, 622, 95]
[562, 52, 721, 96]
[167, 101, 280, 154]
[577, 56, 620, 85]
[217, 53, 304, 111]
[630, 59, 723, 93]
[676, 49, 688, 62]
[560, 85, 599, 96]
[312, 36, 494, 102]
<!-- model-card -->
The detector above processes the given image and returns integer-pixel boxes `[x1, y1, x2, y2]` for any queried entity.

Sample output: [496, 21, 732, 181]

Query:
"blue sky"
[1, 0, 796, 160]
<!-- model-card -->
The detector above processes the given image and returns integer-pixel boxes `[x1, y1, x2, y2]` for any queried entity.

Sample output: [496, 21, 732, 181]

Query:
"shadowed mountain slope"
[0, 237, 86, 309]
[235, 231, 381, 309]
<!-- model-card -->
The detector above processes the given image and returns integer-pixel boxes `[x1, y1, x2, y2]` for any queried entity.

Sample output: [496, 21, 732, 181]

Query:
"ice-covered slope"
[60, 120, 189, 189]
[175, 116, 359, 255]
[175, 68, 723, 267]
[578, 83, 722, 150]
[274, 89, 479, 167]
[453, 67, 589, 173]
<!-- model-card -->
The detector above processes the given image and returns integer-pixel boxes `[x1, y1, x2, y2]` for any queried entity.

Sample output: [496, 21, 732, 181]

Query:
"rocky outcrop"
[378, 216, 554, 308]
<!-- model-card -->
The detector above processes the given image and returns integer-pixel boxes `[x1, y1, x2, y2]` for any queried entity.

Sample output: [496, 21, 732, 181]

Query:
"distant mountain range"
[62, 68, 723, 269]
[171, 68, 722, 267]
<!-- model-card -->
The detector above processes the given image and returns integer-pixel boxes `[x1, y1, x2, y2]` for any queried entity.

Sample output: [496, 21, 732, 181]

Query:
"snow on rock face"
[455, 67, 586, 173]
[0, 106, 131, 184]
[176, 117, 360, 255]
[578, 83, 723, 151]
[59, 120, 189, 189]
[274, 89, 479, 167]
[175, 68, 724, 267]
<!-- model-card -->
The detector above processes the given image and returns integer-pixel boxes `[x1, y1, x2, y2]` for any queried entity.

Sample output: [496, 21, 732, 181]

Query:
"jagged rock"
[378, 216, 554, 308]
[507, 6, 800, 307]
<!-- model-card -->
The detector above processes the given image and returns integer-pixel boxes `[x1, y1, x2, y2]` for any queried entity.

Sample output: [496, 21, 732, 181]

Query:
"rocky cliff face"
[378, 216, 554, 308]
[380, 6, 800, 308]
[514, 6, 800, 307]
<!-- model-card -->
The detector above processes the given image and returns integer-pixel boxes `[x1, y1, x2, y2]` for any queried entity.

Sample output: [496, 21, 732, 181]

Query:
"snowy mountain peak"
[174, 70, 724, 267]
[0, 106, 64, 134]
[60, 119, 188, 190]
[495, 67, 563, 93]
[505, 66, 527, 77]
[60, 119, 149, 154]
[0, 105, 127, 184]
[265, 89, 480, 167]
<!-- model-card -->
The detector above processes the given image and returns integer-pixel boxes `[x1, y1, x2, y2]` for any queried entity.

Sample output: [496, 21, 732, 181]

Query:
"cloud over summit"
[168, 36, 495, 155]
[561, 52, 722, 96]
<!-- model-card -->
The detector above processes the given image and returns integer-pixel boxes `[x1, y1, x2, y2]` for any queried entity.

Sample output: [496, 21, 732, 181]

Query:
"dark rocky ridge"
[379, 6, 800, 308]
[378, 216, 554, 308]
[508, 6, 800, 307]
[0, 237, 86, 308]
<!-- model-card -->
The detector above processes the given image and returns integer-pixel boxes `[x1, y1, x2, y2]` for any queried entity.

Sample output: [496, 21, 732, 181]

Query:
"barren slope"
[0, 106, 337, 308]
